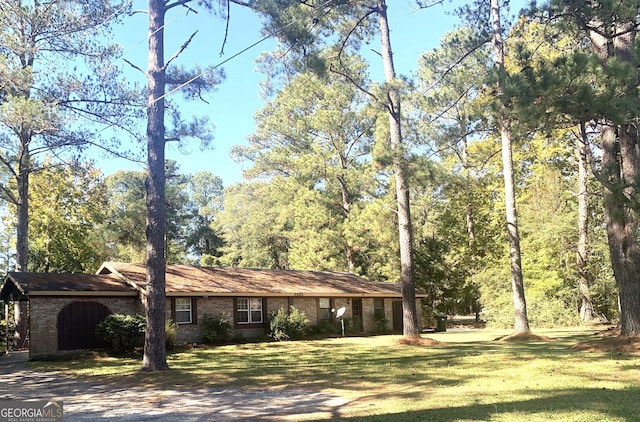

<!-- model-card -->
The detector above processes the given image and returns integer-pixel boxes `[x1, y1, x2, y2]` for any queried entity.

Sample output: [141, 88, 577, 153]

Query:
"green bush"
[96, 314, 145, 352]
[309, 319, 339, 336]
[165, 319, 177, 348]
[201, 314, 232, 344]
[269, 306, 309, 341]
[372, 313, 389, 333]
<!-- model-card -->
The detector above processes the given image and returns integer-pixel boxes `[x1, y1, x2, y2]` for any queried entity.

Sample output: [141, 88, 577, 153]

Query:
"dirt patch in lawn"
[495, 332, 552, 342]
[570, 326, 640, 353]
[396, 336, 440, 347]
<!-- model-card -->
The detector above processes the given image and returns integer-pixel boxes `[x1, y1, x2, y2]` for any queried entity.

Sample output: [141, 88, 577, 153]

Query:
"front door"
[392, 300, 403, 333]
[351, 299, 363, 332]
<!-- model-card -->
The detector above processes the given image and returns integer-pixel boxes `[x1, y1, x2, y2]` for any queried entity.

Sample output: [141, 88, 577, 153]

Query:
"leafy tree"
[498, 3, 632, 328]
[101, 164, 223, 265]
[542, 0, 640, 335]
[576, 124, 595, 322]
[232, 56, 378, 273]
[412, 27, 495, 321]
[0, 0, 136, 347]
[102, 170, 147, 263]
[216, 180, 294, 269]
[27, 160, 107, 273]
[0, 0, 138, 272]
[183, 172, 224, 264]
[234, 0, 420, 337]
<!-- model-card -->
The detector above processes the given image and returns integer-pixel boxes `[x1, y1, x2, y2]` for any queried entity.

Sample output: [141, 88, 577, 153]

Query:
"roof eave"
[166, 292, 412, 298]
[27, 291, 139, 297]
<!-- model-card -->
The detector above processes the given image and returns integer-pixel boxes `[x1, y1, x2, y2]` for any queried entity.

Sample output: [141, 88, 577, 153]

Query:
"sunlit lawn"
[29, 326, 640, 421]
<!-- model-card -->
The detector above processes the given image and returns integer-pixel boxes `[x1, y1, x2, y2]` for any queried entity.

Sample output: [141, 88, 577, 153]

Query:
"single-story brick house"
[1, 262, 425, 357]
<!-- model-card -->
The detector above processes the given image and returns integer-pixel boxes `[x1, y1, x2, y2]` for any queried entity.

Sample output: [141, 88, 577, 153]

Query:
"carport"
[0, 272, 141, 357]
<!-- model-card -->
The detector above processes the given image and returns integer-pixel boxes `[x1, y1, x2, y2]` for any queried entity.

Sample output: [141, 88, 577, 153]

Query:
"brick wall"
[29, 296, 141, 357]
[30, 295, 424, 355]
[168, 297, 235, 344]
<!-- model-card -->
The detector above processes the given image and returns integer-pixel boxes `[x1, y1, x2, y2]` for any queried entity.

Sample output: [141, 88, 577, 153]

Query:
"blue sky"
[103, 1, 515, 186]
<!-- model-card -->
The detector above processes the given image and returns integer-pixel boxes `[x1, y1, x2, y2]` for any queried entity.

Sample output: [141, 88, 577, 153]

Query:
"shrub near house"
[96, 314, 145, 352]
[269, 306, 309, 341]
[201, 314, 232, 344]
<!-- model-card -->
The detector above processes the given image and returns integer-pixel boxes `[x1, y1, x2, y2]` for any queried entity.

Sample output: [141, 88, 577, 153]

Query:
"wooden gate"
[57, 302, 111, 350]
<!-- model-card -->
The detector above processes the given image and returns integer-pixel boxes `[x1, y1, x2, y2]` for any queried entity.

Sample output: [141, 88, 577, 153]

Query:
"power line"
[152, 15, 297, 104]
[152, 0, 339, 104]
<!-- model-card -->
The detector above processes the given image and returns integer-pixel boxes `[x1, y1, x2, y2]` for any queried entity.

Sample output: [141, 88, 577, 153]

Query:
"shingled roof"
[98, 262, 425, 298]
[0, 272, 139, 300]
[1, 263, 425, 299]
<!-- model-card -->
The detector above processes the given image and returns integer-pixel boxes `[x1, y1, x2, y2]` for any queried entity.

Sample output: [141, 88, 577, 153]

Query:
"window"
[237, 298, 263, 324]
[319, 298, 331, 321]
[175, 298, 192, 324]
[374, 298, 385, 318]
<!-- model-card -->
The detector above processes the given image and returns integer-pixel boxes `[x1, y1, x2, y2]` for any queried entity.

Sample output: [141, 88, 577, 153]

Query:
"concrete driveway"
[0, 351, 351, 421]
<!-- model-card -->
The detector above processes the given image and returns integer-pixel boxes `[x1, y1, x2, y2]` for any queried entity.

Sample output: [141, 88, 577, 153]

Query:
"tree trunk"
[601, 124, 640, 335]
[462, 138, 481, 322]
[376, 0, 419, 338]
[13, 145, 30, 348]
[589, 22, 640, 336]
[337, 173, 356, 272]
[15, 144, 30, 272]
[142, 0, 169, 371]
[490, 0, 530, 333]
[577, 123, 594, 322]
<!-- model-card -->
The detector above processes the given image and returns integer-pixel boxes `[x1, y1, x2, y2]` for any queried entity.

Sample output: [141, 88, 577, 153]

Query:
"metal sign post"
[333, 306, 346, 337]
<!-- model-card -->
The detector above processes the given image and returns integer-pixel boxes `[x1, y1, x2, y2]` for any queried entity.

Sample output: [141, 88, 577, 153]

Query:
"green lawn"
[29, 326, 640, 421]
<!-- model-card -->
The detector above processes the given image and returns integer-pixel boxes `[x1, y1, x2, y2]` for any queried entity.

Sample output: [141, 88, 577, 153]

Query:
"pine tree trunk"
[142, 0, 169, 371]
[589, 22, 640, 336]
[15, 161, 29, 272]
[337, 174, 356, 272]
[577, 124, 594, 322]
[462, 139, 481, 321]
[13, 144, 30, 348]
[601, 124, 640, 335]
[376, 0, 419, 338]
[490, 0, 530, 333]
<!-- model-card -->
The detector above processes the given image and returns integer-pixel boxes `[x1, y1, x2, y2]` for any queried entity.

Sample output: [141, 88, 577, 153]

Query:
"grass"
[28, 326, 640, 421]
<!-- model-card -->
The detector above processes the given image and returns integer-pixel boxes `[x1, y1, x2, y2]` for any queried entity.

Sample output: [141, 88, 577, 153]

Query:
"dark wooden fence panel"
[58, 302, 111, 350]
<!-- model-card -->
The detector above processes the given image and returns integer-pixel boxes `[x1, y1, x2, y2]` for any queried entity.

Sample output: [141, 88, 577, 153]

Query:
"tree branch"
[124, 58, 147, 75]
[220, 0, 231, 56]
[165, 31, 198, 70]
[329, 63, 379, 104]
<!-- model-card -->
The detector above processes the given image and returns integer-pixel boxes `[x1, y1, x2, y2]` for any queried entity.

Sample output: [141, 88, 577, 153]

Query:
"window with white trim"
[374, 298, 385, 318]
[237, 298, 263, 324]
[175, 298, 192, 324]
[319, 298, 331, 321]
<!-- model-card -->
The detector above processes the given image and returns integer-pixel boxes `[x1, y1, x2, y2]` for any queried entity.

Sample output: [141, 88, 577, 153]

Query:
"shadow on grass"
[24, 330, 640, 421]
[27, 331, 622, 389]
[334, 386, 640, 421]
